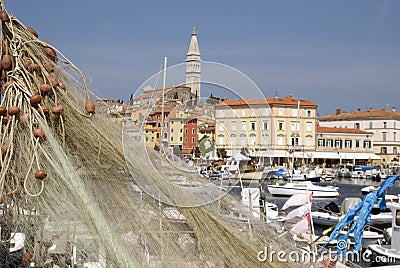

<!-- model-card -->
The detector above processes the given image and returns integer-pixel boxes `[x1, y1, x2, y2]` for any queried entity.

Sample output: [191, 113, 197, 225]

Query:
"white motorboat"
[361, 185, 379, 194]
[267, 181, 339, 198]
[312, 210, 392, 227]
[312, 197, 393, 227]
[221, 153, 265, 183]
[343, 230, 384, 249]
[369, 203, 400, 262]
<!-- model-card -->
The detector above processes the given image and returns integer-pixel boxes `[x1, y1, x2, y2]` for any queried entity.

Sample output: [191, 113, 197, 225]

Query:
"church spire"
[186, 27, 201, 99]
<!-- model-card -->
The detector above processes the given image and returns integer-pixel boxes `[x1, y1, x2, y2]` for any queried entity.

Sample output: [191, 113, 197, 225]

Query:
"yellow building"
[169, 110, 186, 148]
[214, 95, 317, 165]
[214, 98, 272, 156]
[144, 125, 157, 148]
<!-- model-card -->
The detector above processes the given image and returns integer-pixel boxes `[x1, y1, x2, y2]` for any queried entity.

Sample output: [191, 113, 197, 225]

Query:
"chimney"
[393, 107, 396, 112]
[336, 108, 342, 115]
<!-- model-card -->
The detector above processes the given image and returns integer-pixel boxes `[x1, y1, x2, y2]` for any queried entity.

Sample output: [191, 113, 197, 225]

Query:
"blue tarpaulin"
[321, 175, 399, 254]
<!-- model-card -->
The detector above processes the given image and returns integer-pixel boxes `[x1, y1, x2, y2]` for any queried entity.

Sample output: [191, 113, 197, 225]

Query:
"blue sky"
[5, 0, 400, 115]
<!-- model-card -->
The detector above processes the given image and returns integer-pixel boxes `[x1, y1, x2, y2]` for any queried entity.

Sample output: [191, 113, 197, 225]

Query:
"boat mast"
[291, 100, 301, 180]
[161, 56, 167, 153]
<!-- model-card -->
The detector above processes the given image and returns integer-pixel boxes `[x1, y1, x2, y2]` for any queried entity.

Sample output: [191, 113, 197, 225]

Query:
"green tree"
[217, 148, 227, 159]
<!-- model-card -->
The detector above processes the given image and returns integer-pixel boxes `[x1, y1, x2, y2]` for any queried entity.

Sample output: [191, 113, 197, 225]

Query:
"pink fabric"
[280, 204, 309, 221]
[281, 193, 312, 211]
[291, 213, 311, 235]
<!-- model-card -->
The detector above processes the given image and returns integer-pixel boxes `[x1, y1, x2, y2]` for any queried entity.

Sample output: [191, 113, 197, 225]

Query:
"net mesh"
[0, 3, 299, 267]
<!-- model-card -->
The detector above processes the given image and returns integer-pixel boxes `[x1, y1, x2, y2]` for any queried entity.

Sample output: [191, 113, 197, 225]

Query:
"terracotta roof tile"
[321, 109, 400, 120]
[216, 96, 317, 107]
[316, 125, 373, 135]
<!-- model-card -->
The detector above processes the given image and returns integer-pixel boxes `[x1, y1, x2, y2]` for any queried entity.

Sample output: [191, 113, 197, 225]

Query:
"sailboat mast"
[161, 56, 167, 151]
[291, 100, 301, 179]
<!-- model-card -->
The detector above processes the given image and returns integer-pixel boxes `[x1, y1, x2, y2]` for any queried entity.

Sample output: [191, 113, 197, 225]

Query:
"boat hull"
[267, 183, 339, 198]
[229, 171, 263, 183]
[311, 211, 392, 227]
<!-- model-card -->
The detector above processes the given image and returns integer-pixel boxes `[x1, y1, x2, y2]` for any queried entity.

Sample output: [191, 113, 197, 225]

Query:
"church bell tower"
[185, 27, 201, 99]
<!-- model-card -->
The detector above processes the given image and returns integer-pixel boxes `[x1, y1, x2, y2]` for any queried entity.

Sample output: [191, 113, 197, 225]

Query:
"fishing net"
[0, 2, 300, 267]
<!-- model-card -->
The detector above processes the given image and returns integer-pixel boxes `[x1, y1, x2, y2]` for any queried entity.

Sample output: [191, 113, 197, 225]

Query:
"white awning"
[341, 153, 381, 160]
[250, 150, 289, 158]
[310, 152, 381, 160]
[309, 152, 341, 159]
[250, 151, 380, 160]
[293, 152, 312, 159]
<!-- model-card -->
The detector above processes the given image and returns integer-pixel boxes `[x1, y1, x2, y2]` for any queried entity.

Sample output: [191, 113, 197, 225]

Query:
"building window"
[307, 110, 312, 117]
[170, 128, 174, 133]
[292, 109, 298, 117]
[364, 140, 371, 148]
[278, 109, 283, 116]
[291, 136, 299, 146]
[290, 122, 296, 131]
[306, 137, 312, 146]
[180, 128, 183, 133]
[242, 109, 246, 116]
[262, 135, 268, 145]
[192, 128, 195, 134]
[383, 132, 387, 141]
[395, 132, 397, 141]
[230, 135, 237, 146]
[306, 123, 312, 132]
[355, 140, 360, 148]
[250, 135, 256, 145]
[185, 138, 188, 143]
[180, 137, 182, 141]
[318, 139, 325, 147]
[171, 137, 174, 142]
[158, 122, 161, 128]
[354, 123, 360, 129]
[335, 139, 342, 149]
[327, 139, 333, 147]
[241, 122, 246, 131]
[251, 122, 256, 131]
[278, 122, 284, 131]
[383, 122, 387, 128]
[219, 110, 225, 117]
[393, 147, 397, 155]
[240, 135, 246, 146]
[192, 137, 195, 143]
[185, 129, 188, 134]
[345, 140, 352, 148]
[290, 122, 300, 131]
[381, 147, 387, 154]
[231, 122, 237, 131]
[264, 108, 269, 116]
[263, 122, 268, 131]
[369, 122, 372, 128]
